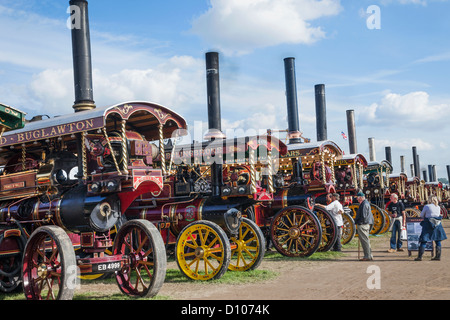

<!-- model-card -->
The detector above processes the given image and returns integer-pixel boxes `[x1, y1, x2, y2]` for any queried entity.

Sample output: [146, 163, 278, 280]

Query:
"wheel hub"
[37, 264, 48, 278]
[194, 247, 205, 259]
[289, 227, 300, 239]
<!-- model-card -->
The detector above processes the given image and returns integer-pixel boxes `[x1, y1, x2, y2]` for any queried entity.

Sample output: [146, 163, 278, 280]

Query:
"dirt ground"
[79, 220, 450, 300]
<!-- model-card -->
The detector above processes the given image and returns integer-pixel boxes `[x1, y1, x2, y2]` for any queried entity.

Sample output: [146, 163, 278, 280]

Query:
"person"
[354, 191, 374, 261]
[415, 195, 447, 261]
[387, 194, 406, 253]
[325, 193, 344, 251]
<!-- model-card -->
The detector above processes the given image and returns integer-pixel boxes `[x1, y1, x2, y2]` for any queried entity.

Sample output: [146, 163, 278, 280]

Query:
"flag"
[341, 131, 347, 140]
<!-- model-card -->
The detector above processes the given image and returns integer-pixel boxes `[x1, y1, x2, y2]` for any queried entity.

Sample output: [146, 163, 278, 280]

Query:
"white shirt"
[325, 200, 344, 227]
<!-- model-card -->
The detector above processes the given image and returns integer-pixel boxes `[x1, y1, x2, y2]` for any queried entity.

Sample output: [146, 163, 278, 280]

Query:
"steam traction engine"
[128, 134, 283, 280]
[251, 140, 344, 257]
[0, 101, 186, 299]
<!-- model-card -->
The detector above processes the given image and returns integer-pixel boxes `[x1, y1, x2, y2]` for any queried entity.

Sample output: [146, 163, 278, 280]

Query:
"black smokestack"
[69, 0, 95, 112]
[346, 110, 357, 154]
[385, 146, 392, 167]
[205, 52, 224, 197]
[412, 146, 419, 178]
[315, 84, 327, 142]
[205, 52, 225, 140]
[284, 58, 301, 144]
[433, 165, 437, 182]
[423, 170, 428, 182]
[416, 154, 421, 180]
[428, 165, 433, 182]
[400, 155, 405, 173]
[447, 165, 450, 184]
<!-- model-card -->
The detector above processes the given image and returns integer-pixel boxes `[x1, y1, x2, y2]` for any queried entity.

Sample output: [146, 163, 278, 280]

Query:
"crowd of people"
[325, 192, 447, 261]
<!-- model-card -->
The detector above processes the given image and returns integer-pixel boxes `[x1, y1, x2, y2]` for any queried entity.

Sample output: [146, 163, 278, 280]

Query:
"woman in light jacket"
[415, 195, 447, 261]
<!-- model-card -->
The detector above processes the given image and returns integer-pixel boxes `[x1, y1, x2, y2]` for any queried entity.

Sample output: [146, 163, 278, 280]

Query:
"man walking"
[387, 194, 406, 252]
[354, 191, 374, 261]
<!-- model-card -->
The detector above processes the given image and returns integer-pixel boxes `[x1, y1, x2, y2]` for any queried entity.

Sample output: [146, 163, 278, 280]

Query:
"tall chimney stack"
[315, 84, 327, 142]
[205, 52, 225, 197]
[423, 170, 428, 182]
[368, 137, 376, 162]
[284, 58, 302, 144]
[412, 146, 420, 178]
[346, 110, 357, 154]
[385, 146, 392, 168]
[432, 165, 437, 182]
[428, 165, 433, 182]
[447, 165, 450, 184]
[69, 0, 95, 112]
[400, 156, 405, 173]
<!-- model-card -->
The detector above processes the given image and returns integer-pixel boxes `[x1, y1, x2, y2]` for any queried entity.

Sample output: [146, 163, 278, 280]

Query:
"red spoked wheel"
[113, 219, 166, 298]
[270, 206, 322, 257]
[22, 226, 77, 300]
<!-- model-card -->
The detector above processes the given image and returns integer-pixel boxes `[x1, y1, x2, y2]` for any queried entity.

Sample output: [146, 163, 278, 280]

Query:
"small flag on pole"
[341, 131, 347, 140]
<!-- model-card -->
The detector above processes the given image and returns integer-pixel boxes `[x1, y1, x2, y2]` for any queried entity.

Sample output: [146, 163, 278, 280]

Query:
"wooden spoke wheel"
[176, 220, 231, 281]
[370, 204, 386, 235]
[114, 219, 167, 298]
[0, 232, 25, 293]
[341, 208, 356, 245]
[379, 209, 392, 234]
[270, 206, 322, 258]
[405, 207, 421, 218]
[229, 218, 265, 272]
[314, 205, 338, 252]
[22, 226, 77, 300]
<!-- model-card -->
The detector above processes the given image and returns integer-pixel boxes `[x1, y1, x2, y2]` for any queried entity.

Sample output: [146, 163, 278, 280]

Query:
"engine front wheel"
[270, 206, 322, 258]
[114, 219, 167, 298]
[176, 220, 231, 281]
[22, 226, 77, 300]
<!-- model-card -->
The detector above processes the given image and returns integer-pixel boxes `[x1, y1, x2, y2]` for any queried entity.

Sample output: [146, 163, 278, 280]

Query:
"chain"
[121, 120, 129, 175]
[159, 124, 166, 176]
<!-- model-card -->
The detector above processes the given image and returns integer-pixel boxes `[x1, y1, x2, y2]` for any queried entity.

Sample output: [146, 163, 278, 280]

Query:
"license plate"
[92, 261, 122, 274]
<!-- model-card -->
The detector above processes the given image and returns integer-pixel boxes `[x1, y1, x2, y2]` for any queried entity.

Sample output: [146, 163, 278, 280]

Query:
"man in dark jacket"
[355, 191, 374, 261]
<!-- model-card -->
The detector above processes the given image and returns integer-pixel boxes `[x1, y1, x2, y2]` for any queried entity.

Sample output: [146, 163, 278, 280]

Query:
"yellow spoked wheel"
[341, 208, 356, 245]
[176, 220, 231, 281]
[229, 218, 265, 272]
[405, 207, 421, 218]
[379, 209, 392, 234]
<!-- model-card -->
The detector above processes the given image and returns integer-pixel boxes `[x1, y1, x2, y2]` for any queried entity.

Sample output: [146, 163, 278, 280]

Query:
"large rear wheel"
[270, 206, 322, 257]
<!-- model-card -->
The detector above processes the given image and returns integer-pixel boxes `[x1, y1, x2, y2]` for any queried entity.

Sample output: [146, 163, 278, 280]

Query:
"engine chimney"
[432, 165, 437, 182]
[284, 58, 302, 144]
[412, 147, 420, 179]
[315, 84, 327, 142]
[385, 146, 392, 168]
[69, 0, 95, 112]
[422, 170, 428, 182]
[428, 165, 433, 182]
[346, 110, 357, 154]
[400, 155, 405, 173]
[447, 165, 450, 184]
[205, 52, 225, 197]
[368, 137, 376, 162]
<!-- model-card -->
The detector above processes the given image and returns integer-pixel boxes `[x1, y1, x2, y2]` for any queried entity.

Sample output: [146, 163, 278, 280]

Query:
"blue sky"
[0, 0, 449, 180]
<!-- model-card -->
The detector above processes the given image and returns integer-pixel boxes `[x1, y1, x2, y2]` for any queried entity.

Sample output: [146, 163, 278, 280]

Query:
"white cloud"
[358, 91, 450, 127]
[190, 0, 342, 55]
[27, 55, 205, 116]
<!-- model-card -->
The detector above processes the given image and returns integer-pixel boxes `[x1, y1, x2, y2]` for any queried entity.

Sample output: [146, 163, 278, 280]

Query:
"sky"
[0, 0, 449, 181]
